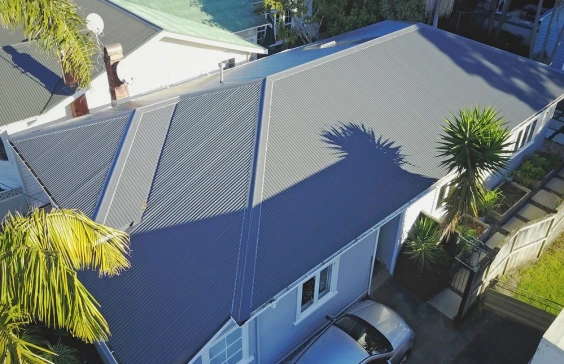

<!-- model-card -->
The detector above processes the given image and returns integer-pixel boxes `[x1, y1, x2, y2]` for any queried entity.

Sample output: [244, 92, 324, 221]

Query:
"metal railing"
[490, 279, 564, 315]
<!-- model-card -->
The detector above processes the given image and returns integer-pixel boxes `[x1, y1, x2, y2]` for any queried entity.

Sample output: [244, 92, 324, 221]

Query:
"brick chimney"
[63, 72, 89, 118]
[104, 43, 129, 106]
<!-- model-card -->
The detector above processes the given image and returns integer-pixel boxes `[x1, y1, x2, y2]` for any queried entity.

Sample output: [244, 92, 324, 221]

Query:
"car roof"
[296, 325, 369, 364]
[348, 301, 410, 348]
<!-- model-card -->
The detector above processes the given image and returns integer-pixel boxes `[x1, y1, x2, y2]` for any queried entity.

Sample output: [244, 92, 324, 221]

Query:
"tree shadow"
[1, 45, 67, 94]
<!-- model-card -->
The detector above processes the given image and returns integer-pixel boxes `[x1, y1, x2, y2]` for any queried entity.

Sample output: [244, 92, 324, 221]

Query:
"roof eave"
[161, 31, 268, 54]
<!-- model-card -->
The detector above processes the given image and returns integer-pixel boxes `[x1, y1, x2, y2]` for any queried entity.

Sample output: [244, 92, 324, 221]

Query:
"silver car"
[294, 300, 414, 364]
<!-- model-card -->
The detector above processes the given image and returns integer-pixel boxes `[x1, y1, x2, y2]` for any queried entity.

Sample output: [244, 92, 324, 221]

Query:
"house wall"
[375, 214, 402, 271]
[254, 229, 377, 363]
[119, 37, 251, 99]
[534, 8, 564, 69]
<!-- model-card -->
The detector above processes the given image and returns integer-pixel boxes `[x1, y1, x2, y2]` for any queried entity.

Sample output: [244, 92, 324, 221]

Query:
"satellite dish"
[86, 13, 104, 35]
[117, 60, 134, 85]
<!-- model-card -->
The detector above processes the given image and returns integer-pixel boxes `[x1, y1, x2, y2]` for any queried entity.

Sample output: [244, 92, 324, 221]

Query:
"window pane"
[514, 130, 523, 151]
[318, 265, 332, 298]
[226, 329, 241, 345]
[301, 276, 315, 311]
[226, 339, 242, 358]
[210, 352, 227, 364]
[209, 339, 226, 360]
[227, 349, 243, 364]
[527, 120, 537, 143]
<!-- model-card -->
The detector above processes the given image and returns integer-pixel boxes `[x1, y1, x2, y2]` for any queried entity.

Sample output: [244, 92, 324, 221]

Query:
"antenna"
[86, 13, 105, 35]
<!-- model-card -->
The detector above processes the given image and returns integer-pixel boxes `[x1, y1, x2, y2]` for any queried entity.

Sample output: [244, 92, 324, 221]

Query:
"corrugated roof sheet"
[10, 22, 564, 364]
[0, 0, 156, 127]
[100, 103, 176, 229]
[110, 0, 265, 51]
[11, 113, 132, 216]
[82, 82, 263, 364]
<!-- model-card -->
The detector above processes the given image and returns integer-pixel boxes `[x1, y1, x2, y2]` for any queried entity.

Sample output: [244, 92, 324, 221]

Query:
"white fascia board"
[161, 30, 268, 54]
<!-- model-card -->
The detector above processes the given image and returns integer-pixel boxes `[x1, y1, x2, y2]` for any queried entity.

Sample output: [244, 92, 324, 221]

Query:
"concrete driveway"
[370, 278, 543, 364]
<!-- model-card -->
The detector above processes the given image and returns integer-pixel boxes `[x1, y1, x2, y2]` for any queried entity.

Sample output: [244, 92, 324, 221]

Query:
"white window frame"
[294, 257, 340, 326]
[196, 324, 253, 364]
[513, 118, 538, 154]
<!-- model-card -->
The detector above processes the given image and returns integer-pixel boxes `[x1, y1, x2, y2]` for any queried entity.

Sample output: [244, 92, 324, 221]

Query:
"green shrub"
[479, 188, 502, 216]
[511, 152, 561, 188]
[403, 217, 447, 272]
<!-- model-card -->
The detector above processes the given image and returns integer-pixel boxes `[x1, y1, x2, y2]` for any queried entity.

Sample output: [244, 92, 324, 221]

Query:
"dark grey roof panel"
[249, 25, 564, 309]
[12, 149, 52, 208]
[12, 114, 132, 216]
[102, 103, 176, 229]
[0, 0, 157, 126]
[81, 82, 263, 364]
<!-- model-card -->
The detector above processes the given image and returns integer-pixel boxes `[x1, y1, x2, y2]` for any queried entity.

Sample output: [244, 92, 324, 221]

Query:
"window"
[209, 328, 243, 364]
[514, 118, 538, 152]
[284, 9, 293, 30]
[435, 183, 452, 210]
[334, 315, 393, 355]
[223, 58, 235, 70]
[296, 259, 339, 324]
[0, 140, 7, 161]
[257, 25, 267, 41]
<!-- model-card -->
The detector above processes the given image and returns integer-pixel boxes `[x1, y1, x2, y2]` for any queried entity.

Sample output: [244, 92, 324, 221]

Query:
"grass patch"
[516, 234, 564, 315]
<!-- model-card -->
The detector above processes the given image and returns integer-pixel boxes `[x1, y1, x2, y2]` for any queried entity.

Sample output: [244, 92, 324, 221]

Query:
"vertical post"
[456, 267, 476, 322]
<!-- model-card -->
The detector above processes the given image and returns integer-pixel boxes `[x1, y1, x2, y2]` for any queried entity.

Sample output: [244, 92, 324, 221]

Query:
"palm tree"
[0, 0, 97, 88]
[426, 0, 455, 28]
[0, 208, 130, 363]
[437, 106, 512, 233]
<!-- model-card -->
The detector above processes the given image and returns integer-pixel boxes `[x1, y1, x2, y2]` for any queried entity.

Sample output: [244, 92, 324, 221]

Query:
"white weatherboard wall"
[531, 309, 564, 364]
[534, 8, 564, 69]
[255, 230, 377, 363]
[119, 37, 251, 98]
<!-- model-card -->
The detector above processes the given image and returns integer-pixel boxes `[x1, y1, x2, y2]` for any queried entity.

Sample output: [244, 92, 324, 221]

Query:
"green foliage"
[511, 152, 561, 188]
[437, 106, 512, 232]
[478, 188, 502, 216]
[0, 0, 98, 88]
[403, 217, 447, 271]
[380, 0, 426, 22]
[0, 209, 131, 362]
[41, 341, 80, 364]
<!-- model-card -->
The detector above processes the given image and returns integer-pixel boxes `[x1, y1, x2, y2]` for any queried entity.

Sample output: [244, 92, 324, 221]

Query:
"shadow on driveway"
[370, 279, 543, 364]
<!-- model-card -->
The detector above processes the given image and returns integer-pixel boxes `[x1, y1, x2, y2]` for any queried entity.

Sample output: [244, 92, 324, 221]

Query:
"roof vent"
[319, 40, 336, 49]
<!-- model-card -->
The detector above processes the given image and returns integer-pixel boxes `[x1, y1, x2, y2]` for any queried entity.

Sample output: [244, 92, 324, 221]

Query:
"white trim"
[389, 210, 407, 275]
[192, 321, 251, 364]
[294, 257, 340, 326]
[366, 227, 381, 292]
[161, 31, 267, 54]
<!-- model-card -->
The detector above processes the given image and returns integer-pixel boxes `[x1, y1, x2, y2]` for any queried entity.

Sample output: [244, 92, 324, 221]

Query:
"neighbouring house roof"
[0, 0, 157, 128]
[10, 21, 564, 364]
[109, 0, 267, 51]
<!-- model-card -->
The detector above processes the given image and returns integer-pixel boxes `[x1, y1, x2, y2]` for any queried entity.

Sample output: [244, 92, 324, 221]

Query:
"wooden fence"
[482, 203, 564, 292]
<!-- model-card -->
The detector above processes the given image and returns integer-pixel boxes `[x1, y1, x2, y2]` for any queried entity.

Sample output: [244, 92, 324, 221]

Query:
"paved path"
[370, 279, 543, 364]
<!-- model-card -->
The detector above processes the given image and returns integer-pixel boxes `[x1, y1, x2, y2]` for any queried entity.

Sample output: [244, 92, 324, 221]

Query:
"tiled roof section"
[11, 113, 132, 216]
[118, 0, 265, 32]
[100, 103, 176, 229]
[0, 0, 156, 127]
[109, 0, 265, 51]
[82, 82, 263, 364]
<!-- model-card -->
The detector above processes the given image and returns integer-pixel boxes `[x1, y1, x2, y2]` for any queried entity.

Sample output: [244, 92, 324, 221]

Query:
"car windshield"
[334, 314, 393, 355]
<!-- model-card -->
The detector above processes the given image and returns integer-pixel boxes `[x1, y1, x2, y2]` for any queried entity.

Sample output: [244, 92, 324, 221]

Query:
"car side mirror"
[325, 315, 336, 322]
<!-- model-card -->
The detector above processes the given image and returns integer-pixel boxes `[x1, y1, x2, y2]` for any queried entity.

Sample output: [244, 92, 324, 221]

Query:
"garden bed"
[511, 151, 562, 190]
[457, 215, 491, 242]
[488, 182, 531, 224]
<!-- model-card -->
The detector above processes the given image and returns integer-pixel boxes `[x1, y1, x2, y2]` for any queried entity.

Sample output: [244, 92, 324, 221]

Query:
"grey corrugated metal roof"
[10, 22, 564, 364]
[0, 0, 157, 127]
[82, 82, 263, 364]
[99, 103, 176, 229]
[11, 113, 132, 216]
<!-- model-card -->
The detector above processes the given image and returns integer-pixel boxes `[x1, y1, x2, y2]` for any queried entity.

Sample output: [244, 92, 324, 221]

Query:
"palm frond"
[0, 0, 97, 88]
[0, 209, 131, 343]
[0, 306, 55, 364]
[437, 106, 512, 234]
